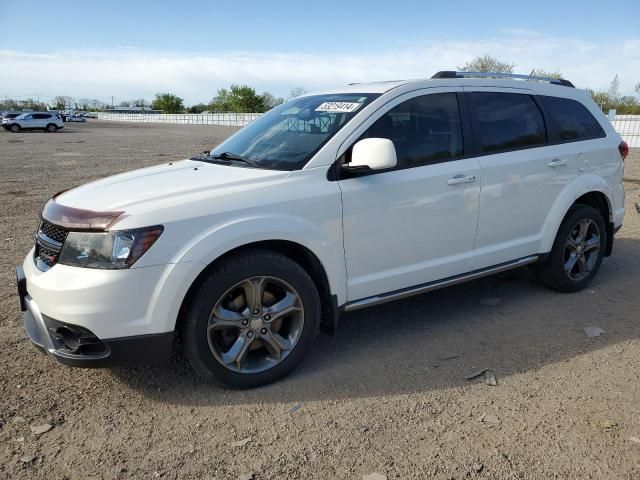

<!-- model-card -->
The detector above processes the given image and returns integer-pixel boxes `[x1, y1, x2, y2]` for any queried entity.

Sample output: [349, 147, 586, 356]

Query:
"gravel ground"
[1, 121, 639, 480]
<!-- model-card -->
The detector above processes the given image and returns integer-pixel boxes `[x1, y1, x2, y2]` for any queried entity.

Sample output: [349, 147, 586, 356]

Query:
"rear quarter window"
[538, 96, 606, 142]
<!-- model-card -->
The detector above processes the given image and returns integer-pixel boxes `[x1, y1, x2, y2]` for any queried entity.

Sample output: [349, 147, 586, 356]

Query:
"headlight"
[58, 226, 163, 269]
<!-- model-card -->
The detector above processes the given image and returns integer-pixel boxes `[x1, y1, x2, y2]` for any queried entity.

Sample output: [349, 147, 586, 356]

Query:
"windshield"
[210, 93, 379, 170]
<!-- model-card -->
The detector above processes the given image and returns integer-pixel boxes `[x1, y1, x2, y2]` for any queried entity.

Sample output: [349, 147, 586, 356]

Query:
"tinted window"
[33, 114, 50, 119]
[361, 93, 464, 169]
[471, 93, 546, 153]
[538, 96, 605, 142]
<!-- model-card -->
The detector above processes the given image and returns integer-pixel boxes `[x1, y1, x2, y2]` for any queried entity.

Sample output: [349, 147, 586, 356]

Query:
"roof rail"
[431, 71, 575, 88]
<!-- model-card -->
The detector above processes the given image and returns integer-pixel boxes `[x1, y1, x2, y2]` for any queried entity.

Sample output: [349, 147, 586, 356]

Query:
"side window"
[470, 92, 546, 153]
[538, 96, 606, 142]
[33, 114, 46, 119]
[361, 93, 464, 169]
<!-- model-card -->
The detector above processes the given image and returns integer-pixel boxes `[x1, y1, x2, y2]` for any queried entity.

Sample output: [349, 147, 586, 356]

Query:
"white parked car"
[3, 112, 64, 132]
[17, 71, 627, 388]
[67, 115, 87, 123]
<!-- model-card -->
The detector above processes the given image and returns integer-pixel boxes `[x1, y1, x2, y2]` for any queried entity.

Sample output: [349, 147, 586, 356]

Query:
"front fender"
[146, 214, 347, 333]
[540, 174, 614, 253]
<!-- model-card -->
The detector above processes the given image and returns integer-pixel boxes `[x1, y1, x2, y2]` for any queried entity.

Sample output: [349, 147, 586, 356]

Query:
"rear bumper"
[17, 265, 173, 368]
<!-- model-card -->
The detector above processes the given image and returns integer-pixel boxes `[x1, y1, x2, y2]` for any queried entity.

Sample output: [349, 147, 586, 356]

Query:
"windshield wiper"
[211, 151, 260, 168]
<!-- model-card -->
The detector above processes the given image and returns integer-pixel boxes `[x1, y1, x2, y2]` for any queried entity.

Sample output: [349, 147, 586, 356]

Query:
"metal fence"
[96, 112, 640, 147]
[96, 112, 262, 127]
[611, 115, 640, 148]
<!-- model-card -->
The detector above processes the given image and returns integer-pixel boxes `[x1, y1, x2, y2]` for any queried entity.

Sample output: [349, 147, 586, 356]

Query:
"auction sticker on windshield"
[315, 102, 362, 113]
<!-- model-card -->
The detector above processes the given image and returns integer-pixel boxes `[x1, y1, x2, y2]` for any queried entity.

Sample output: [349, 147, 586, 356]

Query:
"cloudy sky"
[1, 0, 639, 105]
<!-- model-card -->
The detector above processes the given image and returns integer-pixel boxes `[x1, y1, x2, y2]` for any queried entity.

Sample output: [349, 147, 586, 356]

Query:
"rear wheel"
[180, 249, 321, 388]
[538, 204, 605, 292]
[46, 123, 57, 132]
[10, 124, 20, 133]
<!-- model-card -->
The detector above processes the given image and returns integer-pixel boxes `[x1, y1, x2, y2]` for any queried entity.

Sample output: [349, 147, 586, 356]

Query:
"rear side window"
[538, 96, 606, 142]
[470, 92, 546, 153]
[361, 93, 464, 169]
[33, 114, 51, 119]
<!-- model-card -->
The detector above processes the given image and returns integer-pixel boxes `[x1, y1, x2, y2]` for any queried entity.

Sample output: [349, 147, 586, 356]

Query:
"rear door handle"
[547, 158, 568, 167]
[447, 174, 476, 185]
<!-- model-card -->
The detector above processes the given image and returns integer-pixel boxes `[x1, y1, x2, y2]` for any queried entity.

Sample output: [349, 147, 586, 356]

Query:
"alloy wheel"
[207, 276, 304, 373]
[564, 218, 600, 281]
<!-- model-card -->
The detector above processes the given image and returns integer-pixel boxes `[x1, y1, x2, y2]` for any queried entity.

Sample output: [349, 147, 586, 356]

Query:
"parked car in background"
[3, 112, 64, 132]
[16, 71, 626, 388]
[1, 111, 23, 123]
[67, 114, 86, 123]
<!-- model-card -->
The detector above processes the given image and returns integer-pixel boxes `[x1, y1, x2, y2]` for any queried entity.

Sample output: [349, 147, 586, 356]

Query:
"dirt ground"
[1, 121, 639, 480]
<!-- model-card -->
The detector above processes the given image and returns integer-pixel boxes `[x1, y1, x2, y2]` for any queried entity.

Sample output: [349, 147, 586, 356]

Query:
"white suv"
[3, 112, 64, 132]
[17, 71, 627, 388]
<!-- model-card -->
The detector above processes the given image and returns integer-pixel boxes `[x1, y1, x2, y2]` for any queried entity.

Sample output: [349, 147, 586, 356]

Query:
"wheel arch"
[175, 240, 340, 336]
[540, 177, 614, 256]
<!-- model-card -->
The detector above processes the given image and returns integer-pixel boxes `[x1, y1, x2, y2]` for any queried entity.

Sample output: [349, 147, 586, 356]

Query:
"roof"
[307, 74, 587, 100]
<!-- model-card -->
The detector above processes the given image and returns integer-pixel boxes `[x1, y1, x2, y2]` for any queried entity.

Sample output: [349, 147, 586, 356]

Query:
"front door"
[339, 90, 481, 302]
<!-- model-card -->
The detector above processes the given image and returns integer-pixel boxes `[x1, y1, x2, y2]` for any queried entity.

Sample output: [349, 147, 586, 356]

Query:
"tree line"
[2, 58, 639, 114]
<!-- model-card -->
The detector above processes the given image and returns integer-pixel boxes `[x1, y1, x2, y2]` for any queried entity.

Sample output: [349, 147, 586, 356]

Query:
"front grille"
[36, 244, 59, 268]
[39, 221, 68, 244]
[34, 221, 68, 271]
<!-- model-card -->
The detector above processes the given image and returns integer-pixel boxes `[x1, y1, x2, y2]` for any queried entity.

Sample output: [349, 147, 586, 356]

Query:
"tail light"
[618, 141, 629, 161]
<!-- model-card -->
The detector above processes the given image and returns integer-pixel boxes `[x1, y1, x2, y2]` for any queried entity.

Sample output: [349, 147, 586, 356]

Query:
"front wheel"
[46, 124, 57, 132]
[538, 204, 606, 292]
[180, 249, 321, 388]
[10, 124, 20, 133]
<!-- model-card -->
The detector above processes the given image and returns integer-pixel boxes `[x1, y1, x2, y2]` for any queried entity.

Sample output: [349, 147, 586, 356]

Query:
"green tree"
[188, 103, 209, 113]
[636, 83, 640, 95]
[210, 85, 266, 113]
[151, 93, 184, 113]
[458, 54, 515, 73]
[262, 91, 285, 110]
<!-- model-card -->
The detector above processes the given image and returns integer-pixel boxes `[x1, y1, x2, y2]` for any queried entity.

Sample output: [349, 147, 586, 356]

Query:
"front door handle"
[447, 174, 476, 185]
[548, 158, 568, 167]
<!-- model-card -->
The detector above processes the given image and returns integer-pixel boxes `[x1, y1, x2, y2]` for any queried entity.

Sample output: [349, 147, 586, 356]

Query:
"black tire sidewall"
[548, 205, 606, 291]
[10, 124, 19, 132]
[182, 250, 321, 388]
[47, 124, 57, 132]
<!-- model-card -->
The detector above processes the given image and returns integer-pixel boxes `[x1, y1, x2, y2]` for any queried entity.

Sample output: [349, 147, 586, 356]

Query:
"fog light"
[56, 326, 81, 353]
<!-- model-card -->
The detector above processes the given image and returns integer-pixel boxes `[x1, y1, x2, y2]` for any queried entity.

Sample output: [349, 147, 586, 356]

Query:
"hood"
[56, 159, 290, 213]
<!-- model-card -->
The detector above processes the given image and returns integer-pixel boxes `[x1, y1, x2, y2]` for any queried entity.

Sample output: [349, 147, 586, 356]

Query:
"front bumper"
[17, 264, 174, 368]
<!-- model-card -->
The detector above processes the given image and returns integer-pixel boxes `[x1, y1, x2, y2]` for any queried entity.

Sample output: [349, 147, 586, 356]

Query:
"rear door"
[464, 89, 578, 268]
[339, 89, 482, 301]
[35, 113, 51, 128]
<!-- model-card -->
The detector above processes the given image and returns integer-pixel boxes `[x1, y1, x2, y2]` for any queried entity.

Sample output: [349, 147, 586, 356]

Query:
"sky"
[1, 0, 639, 106]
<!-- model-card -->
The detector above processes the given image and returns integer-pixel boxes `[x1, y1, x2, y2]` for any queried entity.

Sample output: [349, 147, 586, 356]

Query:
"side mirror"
[345, 138, 397, 172]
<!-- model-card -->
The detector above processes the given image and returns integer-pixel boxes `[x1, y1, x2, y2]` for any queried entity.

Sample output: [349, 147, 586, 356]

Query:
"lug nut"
[260, 327, 267, 335]
[264, 314, 271, 321]
[247, 331, 254, 338]
[253, 309, 260, 315]
[242, 319, 249, 326]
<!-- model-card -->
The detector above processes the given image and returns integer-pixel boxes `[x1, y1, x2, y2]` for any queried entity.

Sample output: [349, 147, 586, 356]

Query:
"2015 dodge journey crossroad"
[16, 71, 628, 388]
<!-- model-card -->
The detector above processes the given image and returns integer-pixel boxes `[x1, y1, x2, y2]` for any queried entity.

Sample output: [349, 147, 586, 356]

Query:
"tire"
[538, 204, 606, 292]
[10, 124, 20, 133]
[180, 249, 321, 388]
[46, 124, 57, 132]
